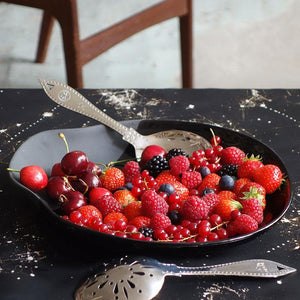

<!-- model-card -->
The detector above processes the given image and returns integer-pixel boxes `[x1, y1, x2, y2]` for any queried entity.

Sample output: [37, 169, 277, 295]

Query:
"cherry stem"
[210, 128, 217, 147]
[58, 132, 69, 153]
[6, 168, 20, 173]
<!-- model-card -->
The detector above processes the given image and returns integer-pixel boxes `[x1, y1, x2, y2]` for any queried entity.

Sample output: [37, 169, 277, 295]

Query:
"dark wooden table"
[0, 88, 299, 299]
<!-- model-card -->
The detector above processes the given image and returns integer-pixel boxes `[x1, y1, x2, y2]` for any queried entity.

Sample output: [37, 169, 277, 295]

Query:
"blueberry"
[168, 210, 181, 225]
[158, 183, 175, 196]
[219, 175, 236, 191]
[199, 166, 211, 178]
[125, 182, 133, 190]
[202, 188, 215, 196]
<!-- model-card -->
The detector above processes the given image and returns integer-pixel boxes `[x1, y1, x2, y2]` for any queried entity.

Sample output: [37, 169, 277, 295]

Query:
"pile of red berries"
[10, 131, 284, 243]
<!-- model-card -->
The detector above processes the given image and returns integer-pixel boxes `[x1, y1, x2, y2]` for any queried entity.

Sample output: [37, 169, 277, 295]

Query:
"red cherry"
[71, 171, 101, 194]
[61, 151, 88, 175]
[51, 163, 66, 177]
[140, 145, 166, 167]
[59, 190, 87, 214]
[88, 187, 111, 206]
[86, 161, 102, 175]
[16, 165, 48, 192]
[46, 176, 72, 199]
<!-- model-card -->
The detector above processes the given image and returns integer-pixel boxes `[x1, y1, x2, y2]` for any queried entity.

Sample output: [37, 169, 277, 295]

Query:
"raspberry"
[150, 213, 172, 230]
[129, 216, 151, 229]
[181, 196, 208, 221]
[95, 194, 123, 217]
[169, 155, 190, 176]
[221, 147, 246, 166]
[217, 164, 238, 176]
[123, 201, 142, 221]
[201, 193, 220, 215]
[123, 161, 141, 183]
[181, 171, 202, 190]
[166, 148, 188, 161]
[146, 155, 169, 177]
[241, 198, 264, 224]
[231, 214, 258, 235]
[141, 190, 169, 217]
[103, 212, 128, 224]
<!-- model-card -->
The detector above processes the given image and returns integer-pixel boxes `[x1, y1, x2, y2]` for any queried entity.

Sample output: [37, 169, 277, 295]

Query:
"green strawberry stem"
[58, 132, 69, 153]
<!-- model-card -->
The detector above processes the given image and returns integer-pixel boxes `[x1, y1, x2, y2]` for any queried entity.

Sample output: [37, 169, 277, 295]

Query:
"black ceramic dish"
[8, 120, 291, 251]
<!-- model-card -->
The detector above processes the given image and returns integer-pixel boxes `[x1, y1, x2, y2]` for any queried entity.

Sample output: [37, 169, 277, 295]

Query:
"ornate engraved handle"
[39, 79, 142, 143]
[172, 259, 296, 278]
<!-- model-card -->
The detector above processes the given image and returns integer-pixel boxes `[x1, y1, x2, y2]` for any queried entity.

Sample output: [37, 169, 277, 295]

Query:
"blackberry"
[139, 227, 154, 238]
[168, 210, 181, 225]
[217, 164, 238, 176]
[146, 155, 169, 177]
[166, 148, 188, 161]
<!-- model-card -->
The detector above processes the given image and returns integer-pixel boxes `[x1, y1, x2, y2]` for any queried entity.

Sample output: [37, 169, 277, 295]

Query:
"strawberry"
[198, 173, 221, 195]
[172, 181, 190, 201]
[123, 201, 142, 221]
[238, 182, 266, 210]
[181, 170, 202, 190]
[221, 146, 246, 166]
[181, 196, 208, 221]
[113, 190, 137, 207]
[230, 214, 258, 235]
[156, 170, 179, 186]
[123, 161, 141, 183]
[252, 164, 283, 194]
[214, 199, 242, 221]
[201, 193, 220, 215]
[94, 194, 123, 217]
[241, 198, 263, 224]
[141, 190, 169, 217]
[233, 177, 252, 195]
[100, 167, 125, 191]
[129, 216, 151, 229]
[103, 212, 128, 224]
[237, 155, 263, 179]
[150, 213, 172, 230]
[76, 205, 102, 222]
[169, 155, 190, 176]
[217, 190, 238, 202]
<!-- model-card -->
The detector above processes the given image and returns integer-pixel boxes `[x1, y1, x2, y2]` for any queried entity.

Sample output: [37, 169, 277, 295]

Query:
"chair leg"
[35, 11, 55, 63]
[55, 0, 83, 88]
[179, 0, 193, 88]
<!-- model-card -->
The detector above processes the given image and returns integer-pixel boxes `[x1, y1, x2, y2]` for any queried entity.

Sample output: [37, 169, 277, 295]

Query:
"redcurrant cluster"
[130, 170, 158, 197]
[189, 133, 223, 172]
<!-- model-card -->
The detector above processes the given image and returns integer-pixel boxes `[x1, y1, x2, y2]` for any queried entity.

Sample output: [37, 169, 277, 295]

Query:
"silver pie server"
[39, 79, 211, 158]
[74, 257, 296, 300]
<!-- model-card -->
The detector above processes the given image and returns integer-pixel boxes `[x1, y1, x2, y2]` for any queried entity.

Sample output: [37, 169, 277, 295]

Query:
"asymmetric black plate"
[8, 120, 291, 251]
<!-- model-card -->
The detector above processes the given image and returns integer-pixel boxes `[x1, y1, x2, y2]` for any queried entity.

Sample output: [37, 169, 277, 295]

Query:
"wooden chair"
[3, 0, 193, 88]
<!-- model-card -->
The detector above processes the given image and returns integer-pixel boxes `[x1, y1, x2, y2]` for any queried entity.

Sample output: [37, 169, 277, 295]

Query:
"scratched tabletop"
[0, 89, 299, 300]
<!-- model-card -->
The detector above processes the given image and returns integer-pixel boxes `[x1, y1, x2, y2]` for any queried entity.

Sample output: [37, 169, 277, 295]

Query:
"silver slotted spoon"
[39, 79, 211, 158]
[75, 257, 296, 300]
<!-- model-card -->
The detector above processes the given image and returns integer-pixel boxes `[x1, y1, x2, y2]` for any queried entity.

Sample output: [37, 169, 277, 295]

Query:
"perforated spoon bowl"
[75, 257, 296, 300]
[39, 79, 211, 158]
